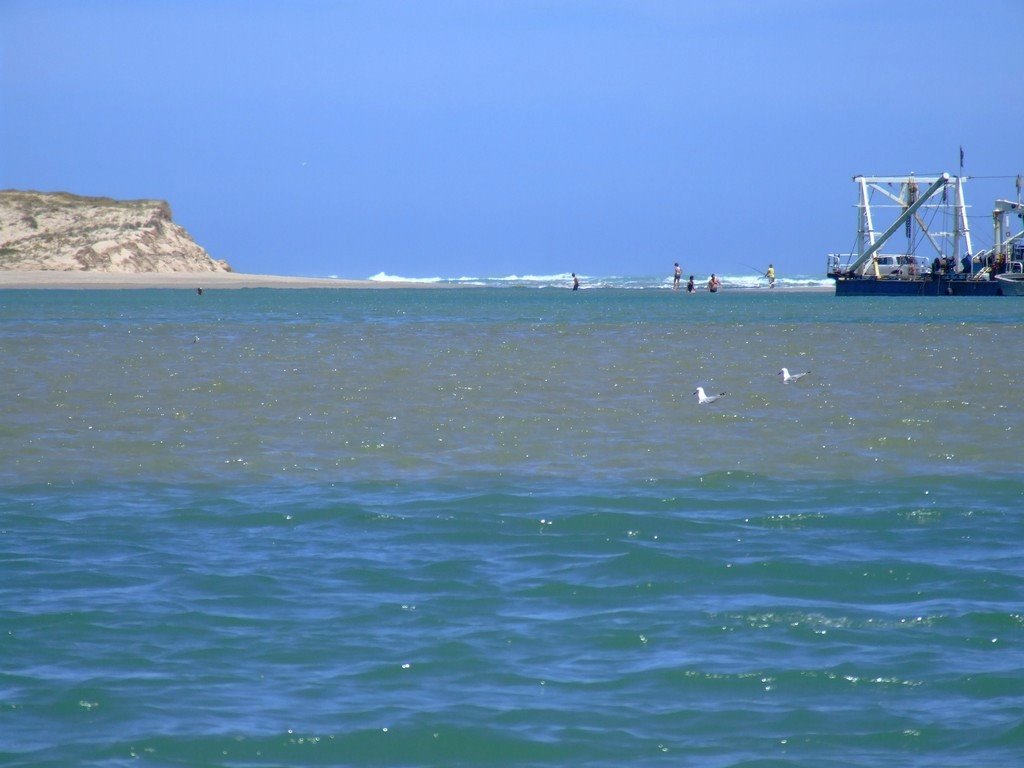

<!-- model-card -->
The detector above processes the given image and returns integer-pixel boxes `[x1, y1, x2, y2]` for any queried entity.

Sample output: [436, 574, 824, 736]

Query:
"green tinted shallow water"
[2, 289, 1023, 766]
[3, 289, 1024, 485]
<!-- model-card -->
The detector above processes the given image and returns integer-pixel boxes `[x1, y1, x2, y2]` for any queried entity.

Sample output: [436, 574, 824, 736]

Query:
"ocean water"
[2, 287, 1023, 767]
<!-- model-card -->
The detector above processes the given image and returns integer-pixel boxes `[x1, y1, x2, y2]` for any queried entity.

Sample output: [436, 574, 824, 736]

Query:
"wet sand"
[0, 271, 406, 290]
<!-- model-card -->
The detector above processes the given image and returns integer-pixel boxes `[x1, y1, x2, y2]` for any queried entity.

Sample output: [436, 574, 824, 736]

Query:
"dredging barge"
[828, 172, 1024, 296]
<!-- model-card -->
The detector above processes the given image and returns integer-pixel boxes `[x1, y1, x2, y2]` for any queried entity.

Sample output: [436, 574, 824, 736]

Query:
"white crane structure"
[831, 173, 974, 278]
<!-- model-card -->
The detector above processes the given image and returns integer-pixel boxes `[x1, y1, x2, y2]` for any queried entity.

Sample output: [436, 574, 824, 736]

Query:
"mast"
[856, 176, 876, 258]
[952, 175, 972, 273]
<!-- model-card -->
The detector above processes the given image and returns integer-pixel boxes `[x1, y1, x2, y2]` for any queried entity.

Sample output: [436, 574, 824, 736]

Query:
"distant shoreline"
[0, 270, 834, 292]
[0, 271, 414, 290]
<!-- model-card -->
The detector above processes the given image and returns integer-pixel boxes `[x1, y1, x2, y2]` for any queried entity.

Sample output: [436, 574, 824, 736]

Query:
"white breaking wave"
[360, 272, 833, 290]
[719, 274, 832, 290]
[368, 272, 446, 284]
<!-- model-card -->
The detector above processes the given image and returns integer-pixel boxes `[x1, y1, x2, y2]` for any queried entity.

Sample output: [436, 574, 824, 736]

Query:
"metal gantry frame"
[846, 173, 974, 276]
[992, 199, 1024, 267]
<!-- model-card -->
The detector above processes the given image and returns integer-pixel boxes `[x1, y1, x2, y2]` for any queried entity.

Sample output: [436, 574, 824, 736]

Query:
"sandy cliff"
[0, 190, 231, 273]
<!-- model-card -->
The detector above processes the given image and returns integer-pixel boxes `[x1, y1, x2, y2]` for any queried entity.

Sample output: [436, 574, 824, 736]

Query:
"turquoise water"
[2, 288, 1023, 766]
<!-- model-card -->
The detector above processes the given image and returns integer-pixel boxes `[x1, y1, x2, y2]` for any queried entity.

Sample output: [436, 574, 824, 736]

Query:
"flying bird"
[693, 386, 726, 404]
[778, 367, 808, 383]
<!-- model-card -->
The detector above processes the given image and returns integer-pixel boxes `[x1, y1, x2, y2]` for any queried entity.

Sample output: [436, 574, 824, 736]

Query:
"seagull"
[193, 335, 200, 344]
[778, 367, 809, 383]
[693, 386, 726, 404]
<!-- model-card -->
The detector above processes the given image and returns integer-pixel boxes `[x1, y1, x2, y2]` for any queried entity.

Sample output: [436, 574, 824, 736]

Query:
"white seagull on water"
[778, 367, 809, 383]
[693, 386, 726, 405]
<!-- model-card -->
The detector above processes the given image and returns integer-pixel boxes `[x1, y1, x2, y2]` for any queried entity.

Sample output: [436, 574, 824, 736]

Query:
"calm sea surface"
[2, 288, 1023, 767]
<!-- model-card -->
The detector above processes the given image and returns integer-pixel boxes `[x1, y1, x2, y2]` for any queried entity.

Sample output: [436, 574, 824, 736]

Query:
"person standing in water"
[765, 263, 776, 288]
[673, 262, 682, 290]
[707, 274, 721, 293]
[686, 275, 696, 294]
[571, 273, 579, 291]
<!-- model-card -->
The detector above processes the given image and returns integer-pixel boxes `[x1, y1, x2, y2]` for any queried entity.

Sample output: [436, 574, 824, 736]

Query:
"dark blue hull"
[832, 276, 1006, 296]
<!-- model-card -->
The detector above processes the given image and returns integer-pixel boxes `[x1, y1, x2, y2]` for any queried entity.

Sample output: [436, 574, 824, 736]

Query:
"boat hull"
[994, 275, 1024, 296]
[832, 275, 1007, 296]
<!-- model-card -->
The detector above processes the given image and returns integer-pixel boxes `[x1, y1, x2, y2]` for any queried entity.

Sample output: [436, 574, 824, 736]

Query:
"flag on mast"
[959, 146, 964, 171]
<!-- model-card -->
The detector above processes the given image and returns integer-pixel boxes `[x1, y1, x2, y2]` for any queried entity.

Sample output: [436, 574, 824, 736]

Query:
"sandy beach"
[0, 271, 398, 290]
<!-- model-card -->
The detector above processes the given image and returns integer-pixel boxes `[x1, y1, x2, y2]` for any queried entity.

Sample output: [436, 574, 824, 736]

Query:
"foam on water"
[364, 272, 834, 290]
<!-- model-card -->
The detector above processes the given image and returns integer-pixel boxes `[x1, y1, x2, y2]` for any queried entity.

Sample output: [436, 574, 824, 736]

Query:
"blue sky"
[2, 1, 1022, 280]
